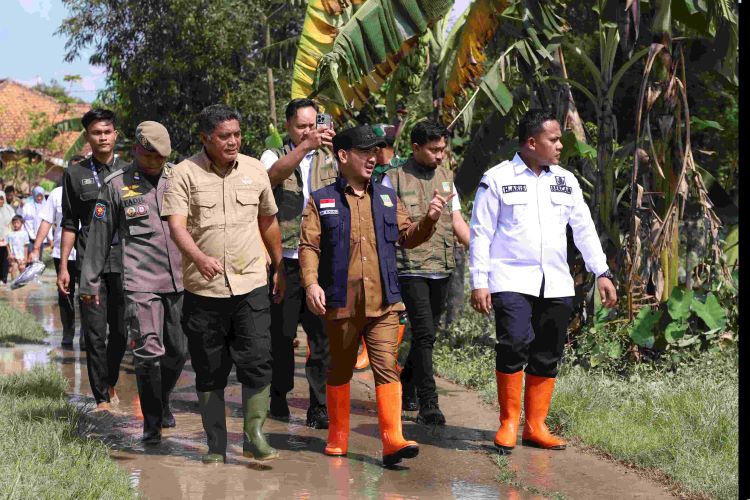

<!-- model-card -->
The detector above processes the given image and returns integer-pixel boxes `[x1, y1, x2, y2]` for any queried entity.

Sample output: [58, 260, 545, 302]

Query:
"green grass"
[0, 365, 137, 499]
[433, 310, 739, 500]
[0, 299, 48, 346]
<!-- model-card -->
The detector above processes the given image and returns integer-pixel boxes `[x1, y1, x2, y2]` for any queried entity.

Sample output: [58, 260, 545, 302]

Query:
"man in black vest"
[298, 126, 454, 466]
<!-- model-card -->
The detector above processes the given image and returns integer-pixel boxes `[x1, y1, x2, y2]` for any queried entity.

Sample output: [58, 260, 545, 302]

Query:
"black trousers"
[53, 258, 79, 342]
[183, 286, 272, 392]
[270, 258, 329, 407]
[491, 281, 573, 378]
[0, 246, 8, 283]
[399, 276, 451, 404]
[80, 272, 127, 404]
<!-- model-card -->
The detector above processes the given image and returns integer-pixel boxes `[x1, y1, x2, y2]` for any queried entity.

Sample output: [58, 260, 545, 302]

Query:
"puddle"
[1, 277, 521, 499]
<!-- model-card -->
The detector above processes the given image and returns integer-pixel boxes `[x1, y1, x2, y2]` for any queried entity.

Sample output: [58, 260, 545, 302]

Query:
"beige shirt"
[161, 150, 278, 298]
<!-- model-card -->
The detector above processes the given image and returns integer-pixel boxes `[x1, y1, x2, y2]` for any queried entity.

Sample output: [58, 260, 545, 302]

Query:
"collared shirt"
[80, 163, 183, 296]
[299, 182, 436, 320]
[260, 145, 316, 260]
[161, 150, 278, 298]
[39, 187, 76, 260]
[469, 153, 607, 298]
[61, 155, 125, 272]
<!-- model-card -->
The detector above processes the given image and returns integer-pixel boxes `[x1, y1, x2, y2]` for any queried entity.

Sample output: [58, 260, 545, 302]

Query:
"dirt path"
[1, 277, 674, 499]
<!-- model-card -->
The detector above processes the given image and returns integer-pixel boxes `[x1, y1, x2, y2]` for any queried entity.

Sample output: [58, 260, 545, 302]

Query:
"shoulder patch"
[94, 202, 107, 220]
[103, 167, 126, 184]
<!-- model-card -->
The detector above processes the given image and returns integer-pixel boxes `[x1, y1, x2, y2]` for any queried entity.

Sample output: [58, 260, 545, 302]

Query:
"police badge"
[555, 176, 566, 186]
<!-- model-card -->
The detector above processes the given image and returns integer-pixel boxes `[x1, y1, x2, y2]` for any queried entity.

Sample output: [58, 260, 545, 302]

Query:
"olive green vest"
[271, 144, 338, 251]
[386, 157, 456, 274]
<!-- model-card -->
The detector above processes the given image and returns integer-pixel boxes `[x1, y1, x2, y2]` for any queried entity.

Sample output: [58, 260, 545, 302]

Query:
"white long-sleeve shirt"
[21, 198, 46, 242]
[469, 153, 608, 298]
[39, 187, 76, 261]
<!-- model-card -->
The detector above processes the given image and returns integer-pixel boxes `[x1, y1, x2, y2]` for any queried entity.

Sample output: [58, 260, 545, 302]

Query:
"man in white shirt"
[469, 109, 617, 453]
[29, 186, 80, 347]
[260, 98, 337, 428]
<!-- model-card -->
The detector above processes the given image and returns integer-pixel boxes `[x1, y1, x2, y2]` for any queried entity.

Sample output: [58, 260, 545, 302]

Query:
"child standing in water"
[7, 215, 28, 280]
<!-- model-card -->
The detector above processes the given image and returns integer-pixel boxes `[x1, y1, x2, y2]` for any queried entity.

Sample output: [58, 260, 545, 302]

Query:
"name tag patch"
[550, 185, 572, 194]
[320, 198, 335, 209]
[125, 204, 149, 219]
[81, 178, 96, 186]
[502, 185, 527, 194]
[442, 181, 451, 192]
[380, 194, 393, 207]
[319, 209, 338, 216]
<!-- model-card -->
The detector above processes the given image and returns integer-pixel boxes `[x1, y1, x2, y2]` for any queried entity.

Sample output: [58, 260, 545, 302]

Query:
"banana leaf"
[312, 0, 453, 120]
[291, 0, 365, 100]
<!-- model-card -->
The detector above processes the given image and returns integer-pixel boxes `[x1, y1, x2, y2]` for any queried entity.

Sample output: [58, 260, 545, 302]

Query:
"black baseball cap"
[333, 125, 387, 154]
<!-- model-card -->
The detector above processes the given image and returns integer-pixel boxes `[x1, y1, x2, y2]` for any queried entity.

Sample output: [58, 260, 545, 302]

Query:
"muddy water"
[1, 278, 521, 499]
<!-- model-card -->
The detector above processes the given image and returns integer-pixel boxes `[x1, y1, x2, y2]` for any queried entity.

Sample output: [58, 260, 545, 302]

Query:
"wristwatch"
[597, 269, 615, 281]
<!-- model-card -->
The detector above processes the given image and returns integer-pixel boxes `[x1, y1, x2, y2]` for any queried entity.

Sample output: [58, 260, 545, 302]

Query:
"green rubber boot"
[197, 390, 226, 463]
[242, 385, 279, 461]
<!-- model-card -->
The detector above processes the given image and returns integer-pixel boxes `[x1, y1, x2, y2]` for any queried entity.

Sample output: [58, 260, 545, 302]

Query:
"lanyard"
[89, 158, 103, 188]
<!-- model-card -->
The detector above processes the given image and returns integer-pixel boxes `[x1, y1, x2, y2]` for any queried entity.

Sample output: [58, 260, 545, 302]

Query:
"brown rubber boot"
[494, 370, 524, 453]
[324, 383, 350, 456]
[521, 374, 566, 450]
[376, 382, 419, 466]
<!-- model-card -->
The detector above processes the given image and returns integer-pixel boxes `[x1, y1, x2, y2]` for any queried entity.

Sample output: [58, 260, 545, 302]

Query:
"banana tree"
[625, 0, 737, 316]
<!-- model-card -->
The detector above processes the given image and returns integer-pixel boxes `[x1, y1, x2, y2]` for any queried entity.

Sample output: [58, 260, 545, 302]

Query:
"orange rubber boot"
[354, 341, 369, 370]
[494, 370, 524, 453]
[521, 374, 566, 450]
[376, 382, 419, 466]
[325, 383, 350, 456]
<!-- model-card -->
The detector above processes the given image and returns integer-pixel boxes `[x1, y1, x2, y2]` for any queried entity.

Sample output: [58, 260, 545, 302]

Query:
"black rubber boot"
[135, 364, 163, 444]
[416, 399, 446, 426]
[269, 388, 290, 420]
[197, 390, 227, 463]
[306, 404, 329, 429]
[243, 385, 279, 461]
[160, 357, 185, 429]
[401, 382, 418, 412]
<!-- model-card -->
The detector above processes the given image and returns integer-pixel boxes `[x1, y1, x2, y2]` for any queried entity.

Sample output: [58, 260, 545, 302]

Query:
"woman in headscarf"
[0, 191, 15, 284]
[21, 186, 51, 251]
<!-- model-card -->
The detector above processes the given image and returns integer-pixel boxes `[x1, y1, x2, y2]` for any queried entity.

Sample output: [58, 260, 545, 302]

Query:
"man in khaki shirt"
[299, 126, 454, 466]
[162, 104, 285, 464]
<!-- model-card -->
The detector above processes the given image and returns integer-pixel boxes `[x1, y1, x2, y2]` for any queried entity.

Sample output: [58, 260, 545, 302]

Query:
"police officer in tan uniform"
[163, 104, 285, 464]
[80, 121, 187, 444]
[381, 120, 470, 425]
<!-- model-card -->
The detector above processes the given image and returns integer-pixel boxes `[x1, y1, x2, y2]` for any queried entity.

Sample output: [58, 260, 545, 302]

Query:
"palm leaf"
[63, 132, 87, 163]
[311, 0, 454, 119]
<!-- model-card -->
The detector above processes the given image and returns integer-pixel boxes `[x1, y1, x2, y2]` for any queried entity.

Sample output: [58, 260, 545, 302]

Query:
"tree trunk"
[265, 21, 277, 126]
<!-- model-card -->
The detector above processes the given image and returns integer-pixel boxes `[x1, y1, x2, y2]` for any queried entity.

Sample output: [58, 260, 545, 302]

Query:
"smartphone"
[316, 113, 333, 129]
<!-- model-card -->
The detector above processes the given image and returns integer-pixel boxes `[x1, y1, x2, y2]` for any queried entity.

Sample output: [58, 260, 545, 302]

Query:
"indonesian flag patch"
[320, 198, 335, 209]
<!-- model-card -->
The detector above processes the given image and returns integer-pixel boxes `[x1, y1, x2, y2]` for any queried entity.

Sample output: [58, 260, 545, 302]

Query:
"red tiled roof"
[0, 79, 92, 160]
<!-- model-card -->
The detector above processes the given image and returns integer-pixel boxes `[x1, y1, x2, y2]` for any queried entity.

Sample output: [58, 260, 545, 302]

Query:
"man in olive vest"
[260, 98, 337, 428]
[371, 123, 402, 184]
[381, 120, 470, 425]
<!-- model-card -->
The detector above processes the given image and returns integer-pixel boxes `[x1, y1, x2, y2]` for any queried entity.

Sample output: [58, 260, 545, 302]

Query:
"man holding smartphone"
[260, 98, 337, 428]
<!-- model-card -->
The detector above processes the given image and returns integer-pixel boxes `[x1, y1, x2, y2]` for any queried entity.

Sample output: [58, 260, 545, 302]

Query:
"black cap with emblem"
[333, 125, 387, 155]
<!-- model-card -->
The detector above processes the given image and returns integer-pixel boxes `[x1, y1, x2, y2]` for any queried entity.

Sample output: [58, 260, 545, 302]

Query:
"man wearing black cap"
[299, 125, 454, 466]
[80, 121, 187, 443]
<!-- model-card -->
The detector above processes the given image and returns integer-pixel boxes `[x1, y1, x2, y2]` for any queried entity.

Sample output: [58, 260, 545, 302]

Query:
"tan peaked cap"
[135, 121, 171, 157]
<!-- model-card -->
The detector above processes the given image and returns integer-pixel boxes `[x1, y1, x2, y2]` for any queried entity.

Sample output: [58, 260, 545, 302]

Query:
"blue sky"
[0, 0, 471, 104]
[0, 0, 104, 102]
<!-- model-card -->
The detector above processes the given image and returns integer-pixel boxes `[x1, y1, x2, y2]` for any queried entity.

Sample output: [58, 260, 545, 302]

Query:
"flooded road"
[1, 277, 674, 499]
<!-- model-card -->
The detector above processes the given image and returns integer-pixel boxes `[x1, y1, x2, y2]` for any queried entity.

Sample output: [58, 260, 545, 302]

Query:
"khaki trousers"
[325, 309, 400, 386]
